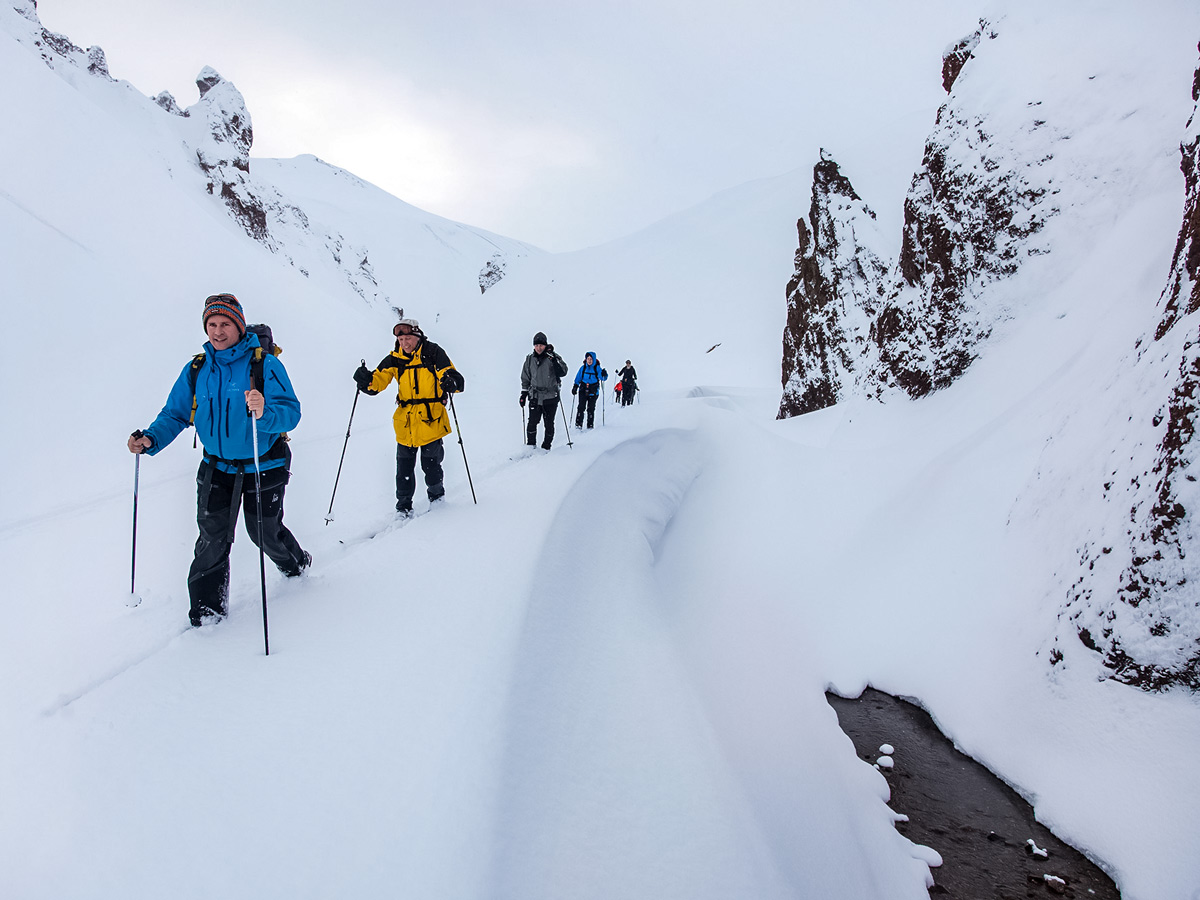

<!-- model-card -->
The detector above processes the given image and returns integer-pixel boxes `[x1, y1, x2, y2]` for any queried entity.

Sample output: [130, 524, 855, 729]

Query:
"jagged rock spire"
[185, 67, 253, 174]
[777, 152, 890, 418]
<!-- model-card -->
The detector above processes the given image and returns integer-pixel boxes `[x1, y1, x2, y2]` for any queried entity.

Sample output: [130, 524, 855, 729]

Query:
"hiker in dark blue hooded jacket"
[128, 293, 309, 627]
[571, 351, 607, 429]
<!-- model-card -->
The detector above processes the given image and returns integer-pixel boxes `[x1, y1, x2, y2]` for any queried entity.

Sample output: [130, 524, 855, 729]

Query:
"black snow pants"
[188, 456, 306, 624]
[575, 384, 598, 428]
[526, 397, 558, 449]
[395, 439, 445, 512]
[621, 379, 636, 405]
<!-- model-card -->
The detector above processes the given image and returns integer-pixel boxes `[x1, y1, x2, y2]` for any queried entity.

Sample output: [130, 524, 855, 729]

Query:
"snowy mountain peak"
[8, 0, 113, 82]
[184, 67, 252, 174]
[195, 64, 222, 98]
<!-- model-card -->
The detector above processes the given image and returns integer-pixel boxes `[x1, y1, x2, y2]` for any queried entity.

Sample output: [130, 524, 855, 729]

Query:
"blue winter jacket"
[573, 353, 607, 387]
[143, 332, 301, 473]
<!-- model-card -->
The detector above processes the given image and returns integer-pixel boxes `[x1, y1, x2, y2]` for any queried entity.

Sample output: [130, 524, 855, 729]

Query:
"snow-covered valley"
[3, 1, 1200, 898]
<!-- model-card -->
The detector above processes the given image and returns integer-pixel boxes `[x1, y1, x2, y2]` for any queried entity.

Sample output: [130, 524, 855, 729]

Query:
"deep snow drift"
[2, 1, 1200, 899]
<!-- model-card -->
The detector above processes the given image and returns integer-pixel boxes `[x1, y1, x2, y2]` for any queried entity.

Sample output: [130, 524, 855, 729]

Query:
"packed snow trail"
[1, 403, 934, 900]
[489, 424, 934, 899]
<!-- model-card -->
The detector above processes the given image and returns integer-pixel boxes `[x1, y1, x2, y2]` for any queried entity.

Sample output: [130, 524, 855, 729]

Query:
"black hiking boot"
[189, 607, 225, 627]
[282, 550, 312, 578]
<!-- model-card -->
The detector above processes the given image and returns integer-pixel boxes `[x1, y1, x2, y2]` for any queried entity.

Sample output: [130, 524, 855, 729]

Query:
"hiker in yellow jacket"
[354, 318, 465, 516]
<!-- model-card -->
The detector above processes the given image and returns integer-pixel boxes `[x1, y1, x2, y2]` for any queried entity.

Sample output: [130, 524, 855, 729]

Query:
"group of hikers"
[128, 293, 639, 627]
[519, 334, 639, 448]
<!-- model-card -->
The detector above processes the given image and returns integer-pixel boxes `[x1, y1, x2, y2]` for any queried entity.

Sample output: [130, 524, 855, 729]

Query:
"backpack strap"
[250, 347, 265, 394]
[187, 353, 206, 425]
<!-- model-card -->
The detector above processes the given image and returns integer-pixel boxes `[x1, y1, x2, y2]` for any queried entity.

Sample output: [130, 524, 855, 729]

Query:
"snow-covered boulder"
[479, 252, 508, 294]
[153, 91, 184, 116]
[778, 152, 890, 417]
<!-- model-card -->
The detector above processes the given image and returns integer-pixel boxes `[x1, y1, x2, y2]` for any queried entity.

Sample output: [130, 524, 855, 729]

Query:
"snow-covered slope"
[3, 2, 1200, 899]
[779, 2, 1200, 695]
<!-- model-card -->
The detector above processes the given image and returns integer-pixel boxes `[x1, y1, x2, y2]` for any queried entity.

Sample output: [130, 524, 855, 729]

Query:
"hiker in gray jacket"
[520, 331, 569, 449]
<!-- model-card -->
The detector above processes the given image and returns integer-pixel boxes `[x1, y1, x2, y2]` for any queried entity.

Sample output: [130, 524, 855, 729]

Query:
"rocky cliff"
[869, 18, 1058, 399]
[780, 17, 1060, 410]
[1056, 49, 1200, 691]
[779, 20, 1200, 691]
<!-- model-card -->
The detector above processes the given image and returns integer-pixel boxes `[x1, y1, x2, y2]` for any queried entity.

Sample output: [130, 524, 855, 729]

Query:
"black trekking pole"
[557, 392, 574, 448]
[250, 412, 270, 656]
[130, 432, 143, 595]
[446, 393, 477, 504]
[325, 360, 364, 525]
[569, 392, 576, 430]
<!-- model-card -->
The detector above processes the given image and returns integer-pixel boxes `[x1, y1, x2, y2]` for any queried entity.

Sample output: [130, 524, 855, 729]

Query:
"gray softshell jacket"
[521, 349, 569, 402]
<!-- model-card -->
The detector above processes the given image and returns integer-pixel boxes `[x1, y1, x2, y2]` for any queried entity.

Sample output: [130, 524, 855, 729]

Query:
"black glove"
[519, 391, 528, 407]
[571, 383, 578, 395]
[545, 344, 554, 353]
[440, 371, 459, 393]
[601, 368, 607, 379]
[354, 365, 373, 392]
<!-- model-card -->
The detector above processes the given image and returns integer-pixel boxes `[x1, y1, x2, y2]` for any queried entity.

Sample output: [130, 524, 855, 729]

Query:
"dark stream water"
[826, 689, 1121, 899]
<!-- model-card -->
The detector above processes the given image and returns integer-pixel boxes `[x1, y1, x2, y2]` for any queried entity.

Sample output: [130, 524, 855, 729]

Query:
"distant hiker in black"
[571, 351, 607, 429]
[520, 332, 568, 449]
[128, 293, 310, 627]
[617, 360, 638, 406]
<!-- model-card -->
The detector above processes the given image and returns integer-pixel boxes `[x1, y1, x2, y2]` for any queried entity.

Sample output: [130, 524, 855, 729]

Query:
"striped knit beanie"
[202, 293, 246, 336]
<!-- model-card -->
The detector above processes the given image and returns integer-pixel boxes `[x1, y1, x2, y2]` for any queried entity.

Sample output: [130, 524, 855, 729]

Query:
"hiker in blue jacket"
[127, 293, 310, 627]
[571, 351, 607, 429]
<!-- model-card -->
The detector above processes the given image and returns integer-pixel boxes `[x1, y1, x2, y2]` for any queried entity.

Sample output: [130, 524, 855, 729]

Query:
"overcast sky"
[39, 0, 984, 251]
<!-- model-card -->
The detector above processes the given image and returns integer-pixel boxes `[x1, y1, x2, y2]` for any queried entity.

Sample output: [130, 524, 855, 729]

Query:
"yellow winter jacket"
[364, 340, 464, 448]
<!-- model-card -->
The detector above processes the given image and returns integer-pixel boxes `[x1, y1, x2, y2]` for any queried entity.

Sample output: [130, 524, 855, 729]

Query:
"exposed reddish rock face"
[778, 154, 890, 418]
[942, 32, 980, 93]
[778, 25, 1199, 691]
[781, 21, 1061, 409]
[1156, 47, 1200, 338]
[872, 87, 1055, 396]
